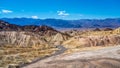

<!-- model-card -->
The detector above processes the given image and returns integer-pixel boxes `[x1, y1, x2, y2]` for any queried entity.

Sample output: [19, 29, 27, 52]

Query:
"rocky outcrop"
[49, 33, 70, 45]
[34, 25, 59, 36]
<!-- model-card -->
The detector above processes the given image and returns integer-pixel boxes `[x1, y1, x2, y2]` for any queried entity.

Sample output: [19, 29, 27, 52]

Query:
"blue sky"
[0, 0, 120, 19]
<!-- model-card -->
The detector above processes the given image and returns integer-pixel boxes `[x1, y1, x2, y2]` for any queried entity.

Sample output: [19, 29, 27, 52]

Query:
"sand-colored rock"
[113, 27, 120, 34]
[50, 33, 70, 45]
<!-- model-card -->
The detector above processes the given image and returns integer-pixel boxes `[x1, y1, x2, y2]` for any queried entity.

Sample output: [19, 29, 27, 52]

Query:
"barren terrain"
[0, 20, 120, 68]
[22, 45, 120, 68]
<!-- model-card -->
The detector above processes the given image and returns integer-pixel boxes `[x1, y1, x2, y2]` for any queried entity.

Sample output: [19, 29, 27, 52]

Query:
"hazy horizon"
[0, 0, 120, 20]
[1, 17, 120, 20]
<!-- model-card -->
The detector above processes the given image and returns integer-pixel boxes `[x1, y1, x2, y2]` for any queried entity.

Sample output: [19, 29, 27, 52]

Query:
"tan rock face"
[0, 31, 70, 47]
[63, 35, 120, 48]
[0, 31, 47, 47]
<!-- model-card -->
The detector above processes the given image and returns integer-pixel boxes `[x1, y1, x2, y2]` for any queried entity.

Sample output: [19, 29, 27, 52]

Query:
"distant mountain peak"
[1, 18, 120, 28]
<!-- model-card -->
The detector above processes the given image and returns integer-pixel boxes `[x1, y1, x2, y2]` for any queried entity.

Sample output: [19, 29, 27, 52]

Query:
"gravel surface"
[22, 45, 120, 68]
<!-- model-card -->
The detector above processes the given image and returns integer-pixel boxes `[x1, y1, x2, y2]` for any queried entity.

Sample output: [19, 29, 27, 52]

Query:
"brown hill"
[102, 28, 113, 31]
[0, 20, 22, 31]
[0, 20, 58, 36]
[0, 20, 70, 47]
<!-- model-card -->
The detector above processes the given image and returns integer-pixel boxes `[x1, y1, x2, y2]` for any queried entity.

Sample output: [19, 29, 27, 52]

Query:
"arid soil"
[22, 45, 120, 68]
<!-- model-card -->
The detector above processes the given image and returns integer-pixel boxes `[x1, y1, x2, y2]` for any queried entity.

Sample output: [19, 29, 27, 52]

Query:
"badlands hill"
[22, 27, 120, 68]
[0, 20, 70, 67]
[0, 20, 70, 47]
[63, 27, 120, 48]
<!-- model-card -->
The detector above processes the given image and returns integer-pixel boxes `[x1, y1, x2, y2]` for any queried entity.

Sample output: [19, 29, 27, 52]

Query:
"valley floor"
[22, 45, 120, 68]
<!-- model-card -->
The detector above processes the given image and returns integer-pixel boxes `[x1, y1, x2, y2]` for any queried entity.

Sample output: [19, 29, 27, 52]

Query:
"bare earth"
[22, 45, 120, 68]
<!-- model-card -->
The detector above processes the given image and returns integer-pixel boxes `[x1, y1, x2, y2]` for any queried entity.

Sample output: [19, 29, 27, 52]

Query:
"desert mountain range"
[1, 18, 120, 28]
[0, 19, 120, 68]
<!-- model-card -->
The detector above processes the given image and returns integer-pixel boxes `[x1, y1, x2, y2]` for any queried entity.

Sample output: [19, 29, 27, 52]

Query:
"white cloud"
[31, 16, 38, 19]
[57, 11, 69, 17]
[1, 9, 13, 14]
